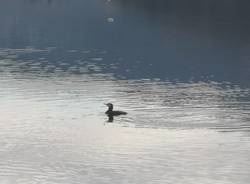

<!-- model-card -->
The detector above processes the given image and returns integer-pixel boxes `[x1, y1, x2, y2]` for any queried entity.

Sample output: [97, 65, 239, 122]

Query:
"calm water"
[0, 0, 250, 183]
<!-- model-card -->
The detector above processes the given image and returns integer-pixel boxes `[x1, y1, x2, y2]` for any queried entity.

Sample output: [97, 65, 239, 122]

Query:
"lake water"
[0, 0, 250, 183]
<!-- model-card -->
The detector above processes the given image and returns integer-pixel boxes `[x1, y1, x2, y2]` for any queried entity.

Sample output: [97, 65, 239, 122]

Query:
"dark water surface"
[0, 0, 250, 183]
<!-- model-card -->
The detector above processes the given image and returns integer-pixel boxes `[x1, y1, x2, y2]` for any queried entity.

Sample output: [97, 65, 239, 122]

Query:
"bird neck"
[108, 106, 113, 111]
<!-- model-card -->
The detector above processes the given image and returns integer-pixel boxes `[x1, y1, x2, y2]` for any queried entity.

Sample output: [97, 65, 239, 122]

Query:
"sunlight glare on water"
[0, 47, 250, 183]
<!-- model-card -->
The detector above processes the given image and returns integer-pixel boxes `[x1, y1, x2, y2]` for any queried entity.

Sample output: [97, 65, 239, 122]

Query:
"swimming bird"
[105, 103, 127, 116]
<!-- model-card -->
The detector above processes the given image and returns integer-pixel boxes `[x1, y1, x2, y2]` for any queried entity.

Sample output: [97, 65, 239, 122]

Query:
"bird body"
[105, 103, 127, 116]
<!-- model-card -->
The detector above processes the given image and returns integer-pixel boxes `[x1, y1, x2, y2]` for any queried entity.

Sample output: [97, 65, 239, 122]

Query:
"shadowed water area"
[0, 0, 250, 183]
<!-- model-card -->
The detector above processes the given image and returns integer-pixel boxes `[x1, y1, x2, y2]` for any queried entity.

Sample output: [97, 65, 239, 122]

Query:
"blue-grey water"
[0, 0, 250, 183]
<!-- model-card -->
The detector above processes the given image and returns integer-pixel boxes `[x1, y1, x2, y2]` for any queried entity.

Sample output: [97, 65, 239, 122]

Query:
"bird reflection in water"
[107, 115, 114, 122]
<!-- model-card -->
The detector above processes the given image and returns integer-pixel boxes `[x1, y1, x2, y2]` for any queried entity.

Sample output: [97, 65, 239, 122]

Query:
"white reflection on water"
[0, 48, 250, 184]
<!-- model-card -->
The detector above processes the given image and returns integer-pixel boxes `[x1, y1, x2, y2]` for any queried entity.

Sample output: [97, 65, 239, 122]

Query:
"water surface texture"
[0, 0, 250, 184]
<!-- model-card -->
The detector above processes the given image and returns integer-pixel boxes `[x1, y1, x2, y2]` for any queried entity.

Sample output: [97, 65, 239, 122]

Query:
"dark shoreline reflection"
[0, 0, 250, 85]
[108, 0, 250, 85]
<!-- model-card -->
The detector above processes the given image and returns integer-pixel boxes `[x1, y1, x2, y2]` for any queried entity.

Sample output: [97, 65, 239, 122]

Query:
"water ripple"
[0, 47, 250, 184]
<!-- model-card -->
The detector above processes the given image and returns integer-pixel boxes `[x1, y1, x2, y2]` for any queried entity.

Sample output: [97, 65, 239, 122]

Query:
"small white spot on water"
[90, 57, 103, 61]
[107, 17, 114, 23]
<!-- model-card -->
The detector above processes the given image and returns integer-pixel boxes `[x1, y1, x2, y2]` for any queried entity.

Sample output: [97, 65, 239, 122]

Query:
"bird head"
[105, 103, 113, 109]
